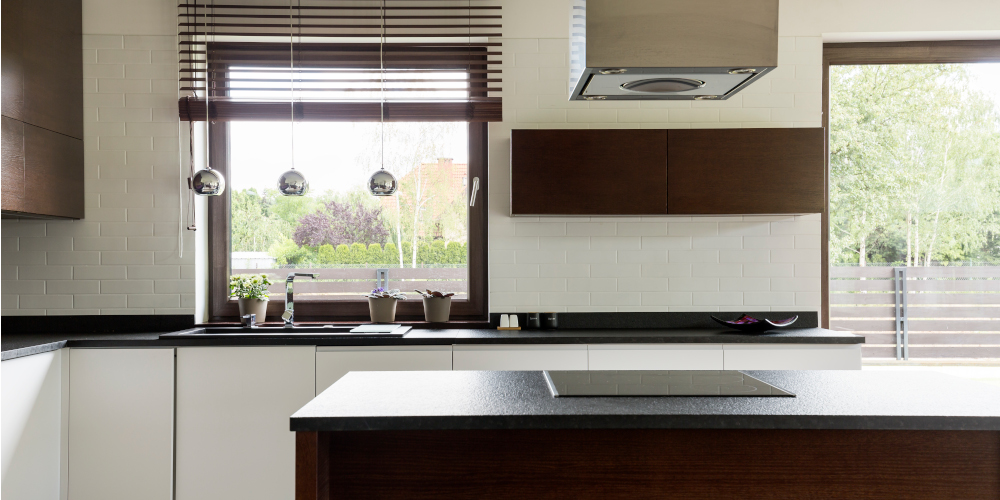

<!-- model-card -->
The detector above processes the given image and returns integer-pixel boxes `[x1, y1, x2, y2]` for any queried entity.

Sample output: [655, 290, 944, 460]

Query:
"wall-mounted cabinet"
[1, 0, 84, 219]
[510, 128, 824, 216]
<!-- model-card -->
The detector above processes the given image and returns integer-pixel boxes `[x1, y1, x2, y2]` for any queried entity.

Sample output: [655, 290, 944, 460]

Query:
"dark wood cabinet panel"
[21, 123, 84, 218]
[510, 129, 668, 215]
[21, 0, 84, 140]
[1, 0, 25, 121]
[2, 116, 26, 211]
[1, 0, 84, 219]
[668, 128, 824, 214]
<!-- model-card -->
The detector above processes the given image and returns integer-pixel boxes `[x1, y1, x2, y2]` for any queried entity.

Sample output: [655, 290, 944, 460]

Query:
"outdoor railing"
[232, 265, 468, 300]
[830, 265, 1000, 360]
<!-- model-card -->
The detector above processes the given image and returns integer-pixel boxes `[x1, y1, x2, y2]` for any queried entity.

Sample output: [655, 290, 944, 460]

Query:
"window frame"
[820, 39, 1000, 328]
[205, 72, 490, 324]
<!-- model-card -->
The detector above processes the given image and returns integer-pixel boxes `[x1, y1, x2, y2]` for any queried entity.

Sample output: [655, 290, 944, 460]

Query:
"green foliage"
[229, 273, 273, 299]
[830, 64, 1000, 265]
[368, 243, 384, 264]
[265, 239, 465, 266]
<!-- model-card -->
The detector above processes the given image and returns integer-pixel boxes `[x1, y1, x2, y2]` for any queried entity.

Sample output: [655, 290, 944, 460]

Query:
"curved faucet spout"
[283, 273, 320, 327]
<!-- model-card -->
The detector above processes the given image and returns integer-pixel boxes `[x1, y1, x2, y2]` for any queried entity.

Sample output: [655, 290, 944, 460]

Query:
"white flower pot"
[237, 297, 268, 322]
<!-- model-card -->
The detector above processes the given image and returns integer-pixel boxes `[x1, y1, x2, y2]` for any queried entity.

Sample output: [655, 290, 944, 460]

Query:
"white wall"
[2, 0, 998, 316]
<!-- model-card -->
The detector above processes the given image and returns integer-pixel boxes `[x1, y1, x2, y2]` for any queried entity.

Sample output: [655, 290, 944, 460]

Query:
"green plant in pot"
[414, 289, 455, 323]
[230, 274, 273, 322]
[365, 288, 407, 323]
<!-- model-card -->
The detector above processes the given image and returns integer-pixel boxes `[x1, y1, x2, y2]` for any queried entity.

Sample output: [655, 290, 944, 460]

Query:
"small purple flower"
[372, 287, 386, 294]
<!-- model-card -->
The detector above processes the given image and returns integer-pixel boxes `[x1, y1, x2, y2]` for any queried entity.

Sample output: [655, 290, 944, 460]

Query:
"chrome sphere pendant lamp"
[191, 0, 225, 196]
[368, 0, 398, 197]
[277, 0, 309, 196]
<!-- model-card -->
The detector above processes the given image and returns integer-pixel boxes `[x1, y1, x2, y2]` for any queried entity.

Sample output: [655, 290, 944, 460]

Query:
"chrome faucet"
[282, 272, 319, 328]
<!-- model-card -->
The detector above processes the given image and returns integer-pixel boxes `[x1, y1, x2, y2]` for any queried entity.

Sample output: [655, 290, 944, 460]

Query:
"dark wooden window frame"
[205, 62, 490, 323]
[821, 39, 1000, 328]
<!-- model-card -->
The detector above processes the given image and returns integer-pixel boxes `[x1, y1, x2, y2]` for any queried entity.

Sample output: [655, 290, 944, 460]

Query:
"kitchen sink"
[160, 325, 412, 338]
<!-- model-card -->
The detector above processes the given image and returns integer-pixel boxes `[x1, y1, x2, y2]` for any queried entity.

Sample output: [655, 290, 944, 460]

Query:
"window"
[823, 41, 1000, 360]
[208, 118, 488, 322]
[178, 1, 502, 322]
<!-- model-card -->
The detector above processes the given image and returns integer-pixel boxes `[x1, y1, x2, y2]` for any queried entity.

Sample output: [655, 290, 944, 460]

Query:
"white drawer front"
[588, 344, 724, 371]
[452, 345, 588, 371]
[316, 346, 453, 395]
[723, 344, 862, 370]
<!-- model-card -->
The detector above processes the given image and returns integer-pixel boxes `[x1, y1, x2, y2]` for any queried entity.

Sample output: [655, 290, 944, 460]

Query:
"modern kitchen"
[3, 0, 1000, 499]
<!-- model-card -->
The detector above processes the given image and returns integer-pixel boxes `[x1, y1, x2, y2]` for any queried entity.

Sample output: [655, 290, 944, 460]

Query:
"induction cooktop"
[543, 370, 795, 397]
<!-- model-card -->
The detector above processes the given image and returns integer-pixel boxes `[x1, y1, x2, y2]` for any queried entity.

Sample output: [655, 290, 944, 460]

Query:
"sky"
[229, 121, 469, 193]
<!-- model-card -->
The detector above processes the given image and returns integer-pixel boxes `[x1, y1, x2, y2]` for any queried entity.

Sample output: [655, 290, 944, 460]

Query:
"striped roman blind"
[176, 0, 502, 122]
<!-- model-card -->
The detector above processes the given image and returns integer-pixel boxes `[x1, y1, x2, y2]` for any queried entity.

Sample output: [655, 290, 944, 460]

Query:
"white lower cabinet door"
[175, 346, 315, 500]
[452, 345, 588, 371]
[722, 344, 862, 370]
[315, 346, 453, 395]
[588, 344, 724, 371]
[68, 348, 175, 500]
[2, 350, 64, 500]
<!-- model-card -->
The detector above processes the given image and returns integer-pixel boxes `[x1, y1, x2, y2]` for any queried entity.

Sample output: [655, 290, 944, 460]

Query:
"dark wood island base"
[296, 429, 1000, 500]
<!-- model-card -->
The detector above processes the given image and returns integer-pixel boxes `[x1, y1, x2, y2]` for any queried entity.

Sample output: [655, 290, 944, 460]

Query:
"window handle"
[469, 177, 480, 207]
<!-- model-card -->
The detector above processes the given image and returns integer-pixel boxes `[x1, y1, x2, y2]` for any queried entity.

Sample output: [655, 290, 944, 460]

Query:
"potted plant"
[365, 288, 407, 323]
[414, 289, 455, 323]
[230, 274, 273, 321]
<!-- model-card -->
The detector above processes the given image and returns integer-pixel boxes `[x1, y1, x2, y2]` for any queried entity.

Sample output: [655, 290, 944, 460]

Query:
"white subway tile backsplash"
[566, 222, 616, 236]
[719, 249, 771, 263]
[618, 250, 667, 264]
[590, 264, 641, 278]
[567, 277, 617, 292]
[538, 264, 590, 278]
[591, 292, 641, 306]
[538, 292, 590, 306]
[616, 277, 668, 292]
[640, 292, 692, 306]
[668, 277, 720, 292]
[516, 278, 567, 292]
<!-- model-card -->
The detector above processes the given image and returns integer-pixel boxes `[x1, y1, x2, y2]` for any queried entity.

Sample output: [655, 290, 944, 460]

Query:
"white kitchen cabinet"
[316, 346, 452, 395]
[722, 344, 862, 370]
[1, 350, 65, 500]
[588, 344, 725, 370]
[175, 346, 315, 500]
[452, 344, 588, 371]
[68, 348, 175, 500]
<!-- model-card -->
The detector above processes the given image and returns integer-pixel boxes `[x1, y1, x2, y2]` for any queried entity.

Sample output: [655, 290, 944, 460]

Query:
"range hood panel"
[582, 71, 755, 98]
[570, 0, 779, 101]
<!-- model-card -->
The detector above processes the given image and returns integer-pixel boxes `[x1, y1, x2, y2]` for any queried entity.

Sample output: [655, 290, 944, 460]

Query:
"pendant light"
[277, 0, 308, 196]
[368, 0, 398, 197]
[191, 0, 225, 196]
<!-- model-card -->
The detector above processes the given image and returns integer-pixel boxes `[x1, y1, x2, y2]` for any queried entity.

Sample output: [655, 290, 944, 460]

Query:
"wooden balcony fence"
[830, 266, 1000, 360]
[232, 267, 468, 300]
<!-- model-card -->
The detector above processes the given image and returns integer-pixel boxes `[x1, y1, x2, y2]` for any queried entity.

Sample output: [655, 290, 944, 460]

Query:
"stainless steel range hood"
[569, 0, 779, 101]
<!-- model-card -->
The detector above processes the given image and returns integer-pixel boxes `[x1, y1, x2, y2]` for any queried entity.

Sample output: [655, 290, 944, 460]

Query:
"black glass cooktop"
[543, 370, 795, 397]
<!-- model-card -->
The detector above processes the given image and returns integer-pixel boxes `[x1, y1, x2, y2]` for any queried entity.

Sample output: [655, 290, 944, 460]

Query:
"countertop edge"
[1, 341, 68, 361]
[288, 414, 1000, 432]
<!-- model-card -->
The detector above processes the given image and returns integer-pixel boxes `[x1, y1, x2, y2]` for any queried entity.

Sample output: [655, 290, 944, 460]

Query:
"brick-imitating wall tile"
[1, 35, 193, 316]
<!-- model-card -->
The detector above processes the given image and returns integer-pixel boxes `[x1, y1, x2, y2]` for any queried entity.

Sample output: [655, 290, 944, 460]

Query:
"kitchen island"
[292, 370, 1000, 499]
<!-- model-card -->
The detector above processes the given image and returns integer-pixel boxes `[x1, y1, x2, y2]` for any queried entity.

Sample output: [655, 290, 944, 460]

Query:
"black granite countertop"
[2, 327, 861, 361]
[290, 369, 1000, 432]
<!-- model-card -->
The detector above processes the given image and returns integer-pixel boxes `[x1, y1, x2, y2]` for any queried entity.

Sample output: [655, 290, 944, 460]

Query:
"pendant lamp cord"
[289, 0, 295, 170]
[205, 0, 211, 174]
[379, 0, 385, 171]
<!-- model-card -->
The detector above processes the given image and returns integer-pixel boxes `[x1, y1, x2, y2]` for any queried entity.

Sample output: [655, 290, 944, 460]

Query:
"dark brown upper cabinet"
[1, 0, 84, 219]
[510, 128, 823, 216]
[667, 128, 824, 214]
[510, 129, 669, 216]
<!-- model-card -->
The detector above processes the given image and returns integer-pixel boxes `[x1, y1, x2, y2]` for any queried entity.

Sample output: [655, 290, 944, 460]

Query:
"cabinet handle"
[469, 177, 480, 207]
